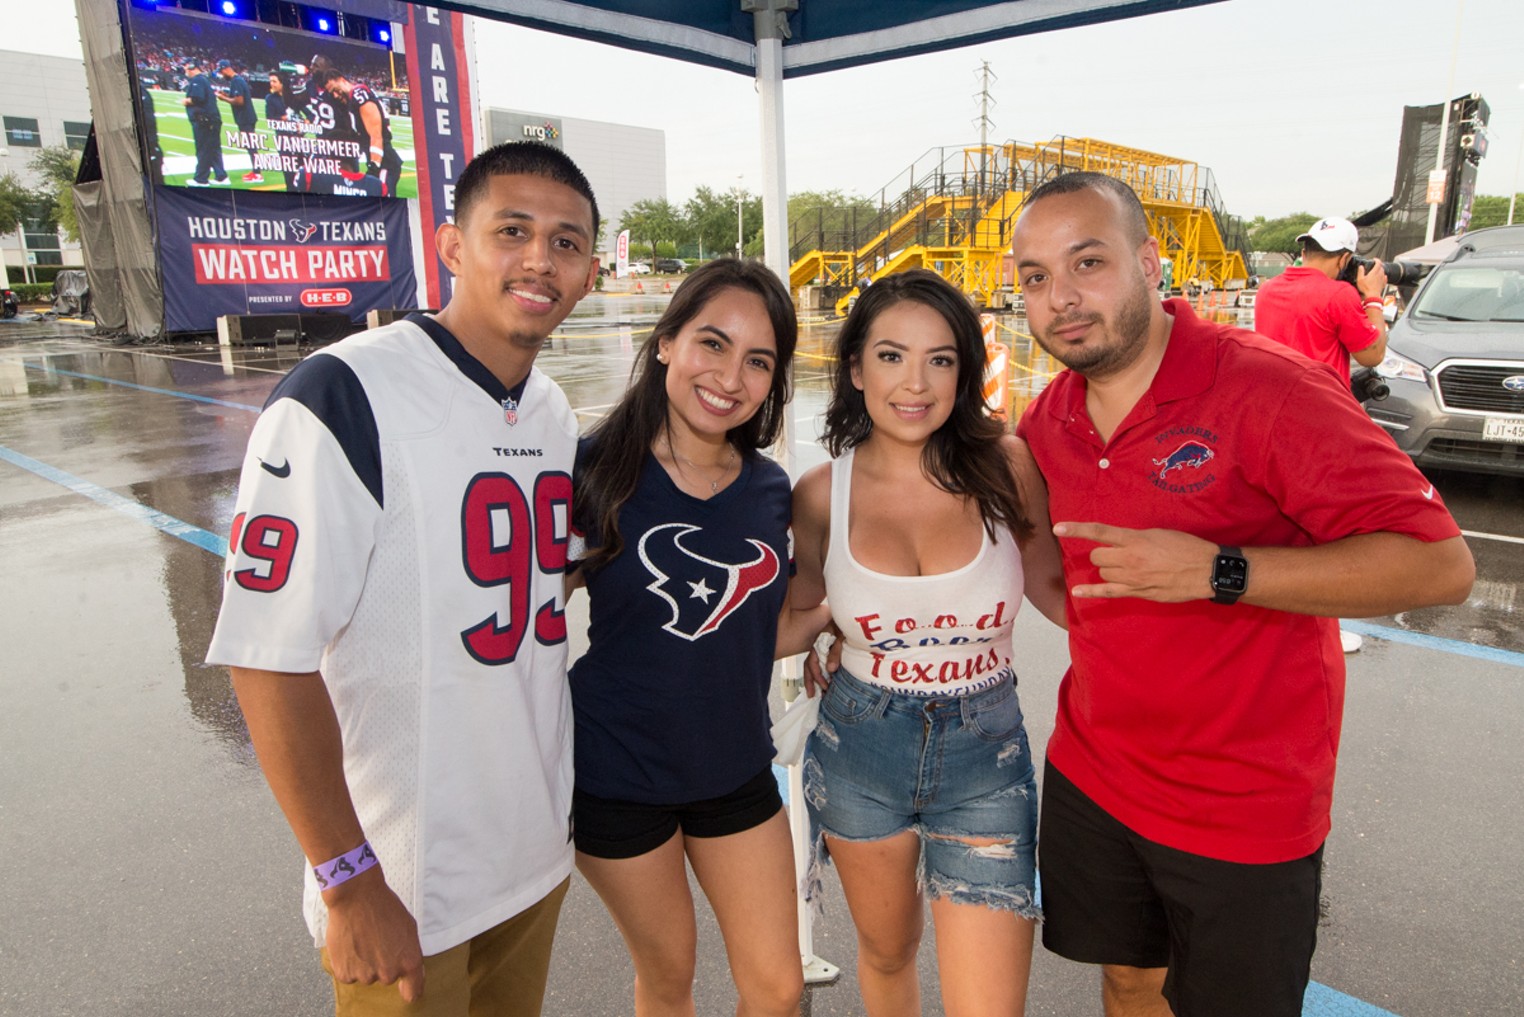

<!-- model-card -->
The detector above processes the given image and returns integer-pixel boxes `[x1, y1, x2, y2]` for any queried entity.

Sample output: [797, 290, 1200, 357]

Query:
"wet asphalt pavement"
[1, 298, 1521, 1017]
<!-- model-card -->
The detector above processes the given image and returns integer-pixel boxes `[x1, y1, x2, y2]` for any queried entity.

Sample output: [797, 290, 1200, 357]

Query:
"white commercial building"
[0, 49, 92, 283]
[483, 107, 666, 263]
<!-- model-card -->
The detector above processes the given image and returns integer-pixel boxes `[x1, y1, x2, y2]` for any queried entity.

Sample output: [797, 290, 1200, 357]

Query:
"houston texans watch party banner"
[156, 185, 417, 332]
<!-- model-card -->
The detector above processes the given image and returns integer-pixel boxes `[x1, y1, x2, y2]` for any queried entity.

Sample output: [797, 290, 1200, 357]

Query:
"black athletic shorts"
[1039, 760, 1323, 1017]
[573, 766, 783, 860]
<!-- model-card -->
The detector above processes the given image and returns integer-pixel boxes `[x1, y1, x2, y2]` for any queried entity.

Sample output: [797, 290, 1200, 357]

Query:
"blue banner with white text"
[156, 185, 417, 332]
[404, 6, 475, 308]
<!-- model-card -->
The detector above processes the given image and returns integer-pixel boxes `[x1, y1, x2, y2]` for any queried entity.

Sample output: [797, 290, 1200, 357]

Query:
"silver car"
[1363, 225, 1524, 477]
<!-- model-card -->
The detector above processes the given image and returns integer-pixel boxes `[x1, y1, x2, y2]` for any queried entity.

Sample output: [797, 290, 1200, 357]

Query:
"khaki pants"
[320, 878, 569, 1017]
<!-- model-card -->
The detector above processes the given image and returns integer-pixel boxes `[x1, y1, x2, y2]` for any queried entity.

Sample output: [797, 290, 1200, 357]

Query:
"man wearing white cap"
[1254, 217, 1392, 655]
[1253, 216, 1388, 387]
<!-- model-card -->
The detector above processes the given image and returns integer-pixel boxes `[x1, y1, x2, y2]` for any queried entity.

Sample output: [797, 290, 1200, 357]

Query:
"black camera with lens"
[1350, 366, 1390, 403]
[1338, 257, 1428, 289]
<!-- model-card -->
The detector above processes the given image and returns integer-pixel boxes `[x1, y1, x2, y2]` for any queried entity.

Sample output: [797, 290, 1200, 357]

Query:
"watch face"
[1213, 553, 1248, 594]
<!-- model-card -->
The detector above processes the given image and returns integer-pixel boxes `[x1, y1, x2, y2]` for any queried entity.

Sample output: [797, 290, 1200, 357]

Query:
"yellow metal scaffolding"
[787, 136, 1248, 314]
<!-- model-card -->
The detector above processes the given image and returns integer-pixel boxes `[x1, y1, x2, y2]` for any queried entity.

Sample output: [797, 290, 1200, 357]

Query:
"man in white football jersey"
[207, 141, 600, 1016]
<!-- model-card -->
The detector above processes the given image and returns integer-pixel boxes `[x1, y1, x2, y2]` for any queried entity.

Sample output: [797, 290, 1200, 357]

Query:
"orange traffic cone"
[633, 280, 644, 293]
[663, 280, 673, 293]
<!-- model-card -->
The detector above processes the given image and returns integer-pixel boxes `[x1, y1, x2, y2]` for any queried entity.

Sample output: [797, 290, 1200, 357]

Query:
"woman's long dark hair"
[822, 269, 1031, 541]
[575, 258, 798, 570]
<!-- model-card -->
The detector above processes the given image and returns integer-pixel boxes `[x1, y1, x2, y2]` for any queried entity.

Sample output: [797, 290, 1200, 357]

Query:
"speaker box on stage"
[366, 308, 439, 329]
[217, 312, 365, 347]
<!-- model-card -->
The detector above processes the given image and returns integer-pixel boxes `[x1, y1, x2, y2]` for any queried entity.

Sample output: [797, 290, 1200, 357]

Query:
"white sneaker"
[1339, 629, 1362, 654]
[185, 179, 210, 187]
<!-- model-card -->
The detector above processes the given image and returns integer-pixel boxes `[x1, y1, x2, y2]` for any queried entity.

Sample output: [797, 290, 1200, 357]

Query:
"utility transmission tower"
[973, 60, 998, 194]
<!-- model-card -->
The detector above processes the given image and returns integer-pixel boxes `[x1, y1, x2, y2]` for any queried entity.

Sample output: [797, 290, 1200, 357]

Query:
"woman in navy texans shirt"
[568, 258, 827, 1017]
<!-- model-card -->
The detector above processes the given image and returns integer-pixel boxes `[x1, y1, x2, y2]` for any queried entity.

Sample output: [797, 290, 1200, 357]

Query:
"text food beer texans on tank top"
[823, 447, 1024, 696]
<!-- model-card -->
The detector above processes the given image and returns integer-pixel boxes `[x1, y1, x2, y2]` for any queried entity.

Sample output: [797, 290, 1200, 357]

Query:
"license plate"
[1482, 416, 1524, 443]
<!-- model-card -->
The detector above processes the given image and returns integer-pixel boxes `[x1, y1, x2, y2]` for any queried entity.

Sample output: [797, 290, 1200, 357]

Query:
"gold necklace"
[666, 434, 737, 495]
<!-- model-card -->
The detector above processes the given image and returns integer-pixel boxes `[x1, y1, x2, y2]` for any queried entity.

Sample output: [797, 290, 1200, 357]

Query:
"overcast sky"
[6, 0, 1522, 219]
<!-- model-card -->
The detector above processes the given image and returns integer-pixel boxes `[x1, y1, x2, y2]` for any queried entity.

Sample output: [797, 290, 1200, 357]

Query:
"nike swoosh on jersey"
[260, 458, 292, 478]
[1421, 484, 1434, 500]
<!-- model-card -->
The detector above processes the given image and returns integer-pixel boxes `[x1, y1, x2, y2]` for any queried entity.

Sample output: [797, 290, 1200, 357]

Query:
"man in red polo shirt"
[1250, 217, 1389, 658]
[1013, 174, 1474, 1017]
[1253, 216, 1388, 387]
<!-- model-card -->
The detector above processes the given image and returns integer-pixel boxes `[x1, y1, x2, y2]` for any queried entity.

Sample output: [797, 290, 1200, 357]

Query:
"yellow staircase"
[1033, 138, 1248, 288]
[789, 250, 852, 291]
[786, 136, 1249, 313]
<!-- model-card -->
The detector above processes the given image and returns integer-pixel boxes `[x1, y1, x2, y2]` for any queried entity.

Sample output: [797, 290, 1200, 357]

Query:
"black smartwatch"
[1210, 546, 1249, 605]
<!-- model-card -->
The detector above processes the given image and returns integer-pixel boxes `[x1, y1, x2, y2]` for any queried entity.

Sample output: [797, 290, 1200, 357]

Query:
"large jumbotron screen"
[127, 5, 416, 198]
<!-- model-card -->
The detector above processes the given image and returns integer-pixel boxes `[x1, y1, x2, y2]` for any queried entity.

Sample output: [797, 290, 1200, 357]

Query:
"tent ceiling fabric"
[433, 0, 1225, 77]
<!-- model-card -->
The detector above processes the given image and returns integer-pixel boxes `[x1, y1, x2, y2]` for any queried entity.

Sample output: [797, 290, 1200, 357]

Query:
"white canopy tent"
[437, 0, 1225, 281]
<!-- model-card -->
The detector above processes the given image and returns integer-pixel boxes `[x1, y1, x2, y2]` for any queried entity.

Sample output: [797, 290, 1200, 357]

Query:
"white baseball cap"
[1296, 217, 1360, 254]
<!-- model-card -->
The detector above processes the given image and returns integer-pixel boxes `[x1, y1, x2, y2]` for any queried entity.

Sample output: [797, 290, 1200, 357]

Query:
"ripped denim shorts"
[801, 665, 1039, 918]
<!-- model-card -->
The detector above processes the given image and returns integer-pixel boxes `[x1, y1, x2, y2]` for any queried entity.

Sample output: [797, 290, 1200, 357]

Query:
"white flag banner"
[616, 229, 630, 279]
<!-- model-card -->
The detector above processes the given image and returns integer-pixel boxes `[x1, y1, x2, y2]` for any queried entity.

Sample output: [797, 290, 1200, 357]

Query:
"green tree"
[0, 172, 40, 236]
[1466, 193, 1524, 231]
[736, 191, 762, 258]
[0, 172, 49, 286]
[683, 185, 748, 260]
[1249, 212, 1318, 254]
[29, 146, 81, 242]
[787, 189, 877, 253]
[618, 198, 686, 266]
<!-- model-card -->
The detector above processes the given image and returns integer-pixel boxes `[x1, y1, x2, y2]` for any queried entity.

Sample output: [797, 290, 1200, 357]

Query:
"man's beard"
[506, 328, 551, 351]
[502, 280, 562, 351]
[1035, 273, 1154, 379]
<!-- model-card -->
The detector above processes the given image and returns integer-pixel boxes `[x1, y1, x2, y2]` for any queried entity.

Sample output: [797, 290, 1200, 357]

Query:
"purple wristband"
[313, 841, 378, 890]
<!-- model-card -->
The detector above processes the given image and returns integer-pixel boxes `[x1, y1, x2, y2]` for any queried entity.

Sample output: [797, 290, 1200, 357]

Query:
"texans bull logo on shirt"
[638, 522, 780, 641]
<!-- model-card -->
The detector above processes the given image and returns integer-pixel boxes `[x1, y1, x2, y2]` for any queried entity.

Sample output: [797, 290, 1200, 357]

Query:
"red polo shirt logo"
[1152, 440, 1215, 480]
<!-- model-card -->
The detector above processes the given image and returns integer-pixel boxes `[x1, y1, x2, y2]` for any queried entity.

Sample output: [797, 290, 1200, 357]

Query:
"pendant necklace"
[667, 434, 736, 495]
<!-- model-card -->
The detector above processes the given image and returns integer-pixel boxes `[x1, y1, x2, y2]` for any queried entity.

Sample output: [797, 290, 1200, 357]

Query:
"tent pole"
[748, 0, 839, 989]
[753, 5, 789, 282]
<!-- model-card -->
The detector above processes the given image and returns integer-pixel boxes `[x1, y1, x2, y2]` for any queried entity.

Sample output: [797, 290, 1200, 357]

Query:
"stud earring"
[657, 352, 668, 364]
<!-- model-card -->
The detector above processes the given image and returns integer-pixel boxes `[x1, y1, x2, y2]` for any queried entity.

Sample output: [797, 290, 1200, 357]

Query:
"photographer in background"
[1254, 216, 1390, 655]
[1254, 216, 1387, 388]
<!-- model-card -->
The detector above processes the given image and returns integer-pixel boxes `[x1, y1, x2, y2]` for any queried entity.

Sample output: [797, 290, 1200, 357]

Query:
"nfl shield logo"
[502, 396, 519, 427]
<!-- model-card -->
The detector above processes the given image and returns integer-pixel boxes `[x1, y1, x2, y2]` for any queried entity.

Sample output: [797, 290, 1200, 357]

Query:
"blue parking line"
[1302, 980, 1400, 1016]
[1341, 618, 1524, 669]
[21, 362, 262, 413]
[0, 445, 229, 557]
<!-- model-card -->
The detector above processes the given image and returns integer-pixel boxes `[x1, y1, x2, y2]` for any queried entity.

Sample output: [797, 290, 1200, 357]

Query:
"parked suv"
[1362, 225, 1524, 477]
[654, 258, 685, 274]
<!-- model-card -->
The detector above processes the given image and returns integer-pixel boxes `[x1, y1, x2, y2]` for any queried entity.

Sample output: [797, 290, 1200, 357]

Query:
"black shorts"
[573, 767, 783, 860]
[1039, 761, 1323, 1017]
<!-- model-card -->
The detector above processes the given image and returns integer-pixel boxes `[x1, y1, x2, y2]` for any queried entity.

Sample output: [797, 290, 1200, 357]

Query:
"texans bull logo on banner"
[638, 523, 780, 641]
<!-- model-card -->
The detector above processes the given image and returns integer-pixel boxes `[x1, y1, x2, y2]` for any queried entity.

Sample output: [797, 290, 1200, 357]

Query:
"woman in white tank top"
[791, 270, 1065, 1017]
